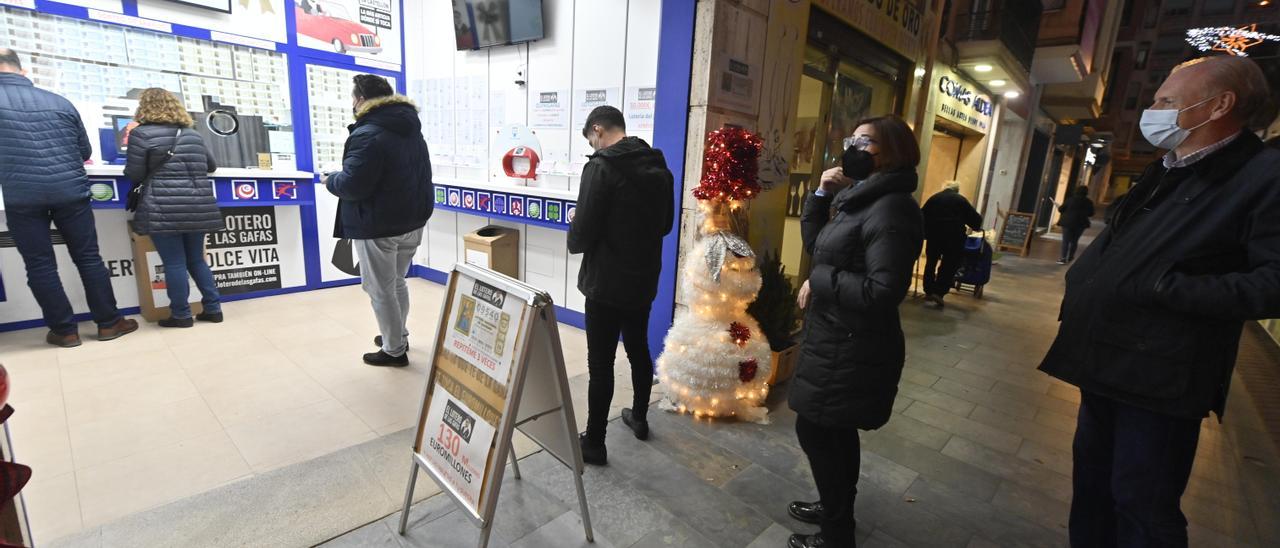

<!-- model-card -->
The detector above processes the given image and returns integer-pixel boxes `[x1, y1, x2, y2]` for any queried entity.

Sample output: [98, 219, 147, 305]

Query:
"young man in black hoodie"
[568, 106, 674, 465]
[325, 74, 434, 367]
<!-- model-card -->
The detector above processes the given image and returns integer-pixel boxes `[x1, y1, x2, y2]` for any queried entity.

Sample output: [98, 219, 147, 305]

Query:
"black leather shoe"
[788, 500, 823, 524]
[621, 408, 649, 440]
[579, 432, 607, 466]
[788, 533, 827, 548]
[196, 311, 224, 323]
[158, 317, 194, 328]
[363, 350, 409, 367]
[373, 335, 408, 351]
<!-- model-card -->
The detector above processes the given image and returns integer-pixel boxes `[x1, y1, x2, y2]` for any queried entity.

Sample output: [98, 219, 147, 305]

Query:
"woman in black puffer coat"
[785, 115, 924, 548]
[126, 88, 223, 328]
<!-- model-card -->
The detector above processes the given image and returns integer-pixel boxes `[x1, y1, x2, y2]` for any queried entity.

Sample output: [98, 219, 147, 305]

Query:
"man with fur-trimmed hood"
[325, 74, 434, 367]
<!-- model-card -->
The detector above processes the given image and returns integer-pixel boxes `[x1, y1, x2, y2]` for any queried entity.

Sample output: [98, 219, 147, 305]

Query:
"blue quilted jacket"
[0, 73, 93, 208]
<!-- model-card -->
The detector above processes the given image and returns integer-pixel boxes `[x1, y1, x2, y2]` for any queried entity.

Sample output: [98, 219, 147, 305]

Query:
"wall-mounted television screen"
[452, 0, 545, 50]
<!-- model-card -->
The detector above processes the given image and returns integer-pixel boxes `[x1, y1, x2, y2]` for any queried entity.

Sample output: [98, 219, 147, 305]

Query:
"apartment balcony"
[949, 1, 1043, 96]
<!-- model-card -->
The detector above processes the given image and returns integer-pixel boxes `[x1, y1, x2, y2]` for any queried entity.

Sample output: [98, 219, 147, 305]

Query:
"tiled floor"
[0, 280, 594, 543]
[10, 232, 1280, 547]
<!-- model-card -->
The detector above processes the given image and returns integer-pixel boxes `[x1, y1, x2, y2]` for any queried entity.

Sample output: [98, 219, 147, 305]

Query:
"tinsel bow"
[738, 359, 759, 383]
[704, 231, 755, 282]
[728, 322, 751, 347]
[692, 127, 763, 202]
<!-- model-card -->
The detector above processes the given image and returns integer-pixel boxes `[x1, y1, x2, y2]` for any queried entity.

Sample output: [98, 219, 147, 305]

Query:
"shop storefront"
[780, 4, 921, 283]
[921, 69, 994, 203]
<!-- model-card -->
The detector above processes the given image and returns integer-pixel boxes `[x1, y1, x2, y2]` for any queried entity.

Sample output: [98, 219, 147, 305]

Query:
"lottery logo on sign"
[463, 191, 476, 209]
[448, 189, 461, 207]
[545, 201, 561, 223]
[477, 192, 491, 212]
[89, 181, 116, 202]
[567, 205, 577, 223]
[510, 196, 524, 217]
[233, 181, 259, 200]
[527, 198, 542, 220]
[492, 195, 507, 214]
[442, 400, 476, 443]
[435, 187, 447, 204]
[273, 181, 298, 200]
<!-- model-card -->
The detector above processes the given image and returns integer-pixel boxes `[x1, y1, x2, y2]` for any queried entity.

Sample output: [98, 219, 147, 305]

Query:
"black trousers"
[1070, 391, 1202, 548]
[1061, 225, 1085, 261]
[796, 415, 860, 547]
[923, 237, 964, 297]
[584, 298, 654, 441]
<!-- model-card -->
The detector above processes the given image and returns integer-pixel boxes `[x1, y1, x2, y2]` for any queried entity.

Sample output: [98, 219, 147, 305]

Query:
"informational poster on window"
[571, 87, 620, 162]
[137, 0, 288, 44]
[530, 90, 569, 129]
[293, 0, 403, 68]
[624, 86, 657, 133]
[444, 275, 524, 386]
[205, 206, 286, 295]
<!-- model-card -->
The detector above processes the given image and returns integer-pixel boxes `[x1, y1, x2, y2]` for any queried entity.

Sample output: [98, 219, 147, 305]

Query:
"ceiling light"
[974, 64, 993, 72]
[1261, 1, 1271, 6]
[989, 79, 1006, 87]
[1090, 142, 1104, 148]
[1003, 90, 1021, 99]
[914, 67, 926, 77]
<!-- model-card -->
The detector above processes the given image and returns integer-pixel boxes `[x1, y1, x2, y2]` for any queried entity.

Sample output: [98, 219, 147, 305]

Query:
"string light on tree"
[1185, 24, 1280, 57]
[657, 127, 773, 423]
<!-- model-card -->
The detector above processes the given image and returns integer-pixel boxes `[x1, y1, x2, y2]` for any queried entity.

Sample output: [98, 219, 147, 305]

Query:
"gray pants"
[353, 228, 423, 357]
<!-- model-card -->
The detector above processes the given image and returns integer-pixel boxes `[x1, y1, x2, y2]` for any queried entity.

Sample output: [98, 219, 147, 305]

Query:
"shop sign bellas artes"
[936, 73, 993, 134]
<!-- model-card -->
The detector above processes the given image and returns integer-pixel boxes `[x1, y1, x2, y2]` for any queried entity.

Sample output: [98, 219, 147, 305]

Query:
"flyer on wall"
[293, 0, 402, 67]
[444, 273, 525, 388]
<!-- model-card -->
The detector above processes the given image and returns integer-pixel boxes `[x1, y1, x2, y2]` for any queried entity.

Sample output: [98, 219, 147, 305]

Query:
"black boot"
[621, 408, 649, 440]
[788, 533, 828, 548]
[159, 317, 194, 328]
[363, 350, 408, 367]
[579, 432, 607, 466]
[788, 500, 823, 524]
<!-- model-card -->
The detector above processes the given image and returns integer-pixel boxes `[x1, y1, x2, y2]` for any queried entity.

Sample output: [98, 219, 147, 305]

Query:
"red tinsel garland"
[728, 321, 751, 347]
[692, 127, 763, 202]
[738, 359, 759, 383]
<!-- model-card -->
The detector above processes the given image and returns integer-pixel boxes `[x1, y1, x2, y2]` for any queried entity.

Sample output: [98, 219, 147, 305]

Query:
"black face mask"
[842, 146, 877, 180]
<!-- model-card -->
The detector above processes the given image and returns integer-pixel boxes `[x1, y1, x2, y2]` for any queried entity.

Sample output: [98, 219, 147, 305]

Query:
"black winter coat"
[1056, 195, 1095, 231]
[1039, 133, 1280, 419]
[126, 123, 222, 235]
[789, 169, 924, 430]
[921, 189, 982, 245]
[568, 137, 675, 310]
[0, 73, 93, 208]
[326, 95, 433, 239]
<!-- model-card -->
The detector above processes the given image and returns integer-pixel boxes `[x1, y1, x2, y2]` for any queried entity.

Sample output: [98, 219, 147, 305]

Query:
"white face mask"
[1139, 95, 1220, 150]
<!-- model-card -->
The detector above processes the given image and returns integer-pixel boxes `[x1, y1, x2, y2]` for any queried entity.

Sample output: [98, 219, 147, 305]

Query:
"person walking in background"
[920, 180, 982, 309]
[126, 88, 224, 328]
[325, 74, 434, 367]
[0, 48, 137, 347]
[569, 105, 674, 466]
[1039, 55, 1280, 547]
[1055, 186, 1095, 264]
[788, 116, 924, 548]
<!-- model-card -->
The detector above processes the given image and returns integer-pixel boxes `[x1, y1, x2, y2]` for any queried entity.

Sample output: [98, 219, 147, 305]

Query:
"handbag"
[126, 128, 182, 212]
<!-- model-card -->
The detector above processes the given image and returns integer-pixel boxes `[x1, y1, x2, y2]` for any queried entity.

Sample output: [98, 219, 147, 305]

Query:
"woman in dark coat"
[1056, 186, 1095, 264]
[786, 115, 924, 548]
[126, 88, 223, 328]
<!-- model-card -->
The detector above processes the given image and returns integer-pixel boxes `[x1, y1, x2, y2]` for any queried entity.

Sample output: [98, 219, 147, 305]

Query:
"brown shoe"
[46, 331, 82, 348]
[97, 318, 139, 341]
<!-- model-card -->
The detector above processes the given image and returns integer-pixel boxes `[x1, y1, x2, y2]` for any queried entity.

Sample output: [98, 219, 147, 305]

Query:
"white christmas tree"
[657, 127, 772, 423]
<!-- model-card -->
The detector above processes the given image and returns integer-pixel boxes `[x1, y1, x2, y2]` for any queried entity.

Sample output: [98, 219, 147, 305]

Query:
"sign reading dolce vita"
[937, 72, 993, 134]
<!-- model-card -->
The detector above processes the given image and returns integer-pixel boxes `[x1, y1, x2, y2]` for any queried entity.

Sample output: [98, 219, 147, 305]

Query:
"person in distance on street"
[920, 180, 982, 308]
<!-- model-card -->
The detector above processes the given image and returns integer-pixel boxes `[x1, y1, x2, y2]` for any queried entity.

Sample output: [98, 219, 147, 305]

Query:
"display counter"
[0, 168, 317, 331]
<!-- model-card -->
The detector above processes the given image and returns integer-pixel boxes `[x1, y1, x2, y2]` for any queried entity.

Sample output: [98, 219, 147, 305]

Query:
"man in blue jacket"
[0, 48, 137, 347]
[325, 74, 433, 367]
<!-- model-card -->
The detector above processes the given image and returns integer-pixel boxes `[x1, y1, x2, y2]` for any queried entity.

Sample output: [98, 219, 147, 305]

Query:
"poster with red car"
[294, 0, 401, 67]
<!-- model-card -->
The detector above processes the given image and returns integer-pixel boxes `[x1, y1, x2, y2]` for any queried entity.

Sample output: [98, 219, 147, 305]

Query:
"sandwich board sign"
[399, 262, 593, 547]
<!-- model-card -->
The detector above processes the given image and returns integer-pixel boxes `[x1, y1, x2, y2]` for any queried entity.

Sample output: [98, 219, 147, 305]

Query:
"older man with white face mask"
[1038, 55, 1280, 547]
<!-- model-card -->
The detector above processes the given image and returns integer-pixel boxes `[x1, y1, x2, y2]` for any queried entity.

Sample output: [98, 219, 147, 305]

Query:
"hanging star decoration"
[1185, 24, 1280, 57]
[692, 127, 764, 202]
